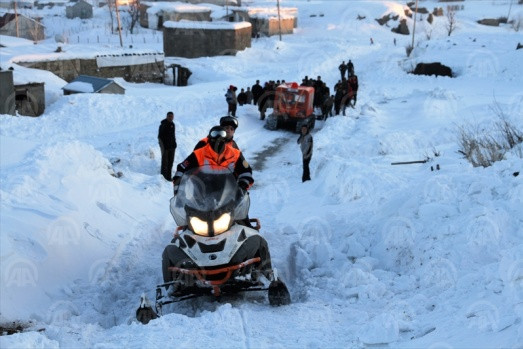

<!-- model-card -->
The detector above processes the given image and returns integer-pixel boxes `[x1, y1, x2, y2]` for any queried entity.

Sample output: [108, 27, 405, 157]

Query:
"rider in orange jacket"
[172, 125, 253, 194]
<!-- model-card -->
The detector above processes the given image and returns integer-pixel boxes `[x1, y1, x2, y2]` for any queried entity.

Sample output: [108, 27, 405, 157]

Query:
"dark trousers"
[228, 103, 237, 117]
[302, 157, 311, 182]
[161, 148, 175, 180]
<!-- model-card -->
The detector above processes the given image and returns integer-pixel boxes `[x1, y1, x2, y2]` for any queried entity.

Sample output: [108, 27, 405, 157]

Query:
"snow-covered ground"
[1, 0, 522, 347]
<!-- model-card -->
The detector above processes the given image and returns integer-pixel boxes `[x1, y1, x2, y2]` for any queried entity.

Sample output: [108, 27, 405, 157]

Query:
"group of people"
[157, 112, 313, 185]
[162, 63, 361, 185]
[332, 60, 359, 116]
[225, 80, 283, 120]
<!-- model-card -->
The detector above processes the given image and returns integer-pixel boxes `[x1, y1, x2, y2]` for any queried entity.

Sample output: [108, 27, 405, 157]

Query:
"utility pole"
[277, 0, 282, 41]
[13, 0, 19, 38]
[507, 0, 514, 21]
[410, 0, 419, 50]
[114, 0, 123, 47]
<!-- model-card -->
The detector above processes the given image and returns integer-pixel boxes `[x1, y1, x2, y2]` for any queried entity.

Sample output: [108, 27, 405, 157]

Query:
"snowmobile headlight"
[190, 216, 209, 236]
[213, 213, 231, 235]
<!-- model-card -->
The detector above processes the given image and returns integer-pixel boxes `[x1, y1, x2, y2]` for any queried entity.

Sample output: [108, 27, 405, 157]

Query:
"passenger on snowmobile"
[193, 116, 240, 150]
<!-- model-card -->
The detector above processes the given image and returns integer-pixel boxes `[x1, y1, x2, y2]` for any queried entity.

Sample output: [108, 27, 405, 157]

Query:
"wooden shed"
[15, 82, 45, 116]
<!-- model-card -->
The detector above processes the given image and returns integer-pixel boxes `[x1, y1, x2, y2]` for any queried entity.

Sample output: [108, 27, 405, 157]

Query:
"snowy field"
[1, 0, 522, 347]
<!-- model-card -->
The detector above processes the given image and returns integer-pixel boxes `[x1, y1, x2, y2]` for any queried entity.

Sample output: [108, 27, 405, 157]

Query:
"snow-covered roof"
[143, 1, 211, 15]
[62, 75, 124, 93]
[13, 49, 164, 64]
[0, 34, 34, 47]
[0, 12, 45, 28]
[36, 0, 68, 4]
[172, 3, 211, 13]
[163, 20, 251, 30]
[62, 80, 93, 93]
[243, 6, 298, 20]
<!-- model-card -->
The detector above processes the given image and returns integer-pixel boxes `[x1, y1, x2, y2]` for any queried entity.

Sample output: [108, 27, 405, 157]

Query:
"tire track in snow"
[240, 309, 251, 349]
[250, 137, 291, 172]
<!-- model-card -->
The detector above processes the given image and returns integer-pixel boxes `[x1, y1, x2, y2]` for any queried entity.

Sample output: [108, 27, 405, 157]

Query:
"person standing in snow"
[251, 80, 263, 105]
[245, 87, 253, 105]
[158, 111, 177, 181]
[347, 70, 359, 107]
[225, 85, 238, 117]
[339, 61, 347, 80]
[237, 88, 247, 106]
[347, 60, 354, 75]
[297, 124, 313, 182]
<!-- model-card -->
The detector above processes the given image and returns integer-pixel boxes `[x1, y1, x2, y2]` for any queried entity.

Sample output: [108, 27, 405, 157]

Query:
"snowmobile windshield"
[170, 166, 247, 228]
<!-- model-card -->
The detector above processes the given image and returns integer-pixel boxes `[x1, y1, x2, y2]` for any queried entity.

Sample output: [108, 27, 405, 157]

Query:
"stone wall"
[15, 58, 164, 83]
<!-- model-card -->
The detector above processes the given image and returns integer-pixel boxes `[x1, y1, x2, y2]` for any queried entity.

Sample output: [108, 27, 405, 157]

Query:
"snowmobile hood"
[170, 166, 249, 228]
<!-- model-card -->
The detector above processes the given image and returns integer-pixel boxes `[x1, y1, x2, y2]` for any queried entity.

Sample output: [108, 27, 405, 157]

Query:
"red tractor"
[264, 82, 316, 132]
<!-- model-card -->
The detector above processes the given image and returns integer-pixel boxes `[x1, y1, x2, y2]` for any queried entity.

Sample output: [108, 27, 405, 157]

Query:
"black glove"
[173, 185, 179, 196]
[238, 181, 249, 193]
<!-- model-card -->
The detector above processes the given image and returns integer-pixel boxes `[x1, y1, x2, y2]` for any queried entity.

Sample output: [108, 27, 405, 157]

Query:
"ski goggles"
[209, 129, 227, 138]
[219, 116, 238, 129]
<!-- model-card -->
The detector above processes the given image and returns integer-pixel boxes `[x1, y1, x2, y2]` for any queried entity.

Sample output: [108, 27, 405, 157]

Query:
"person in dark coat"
[297, 124, 313, 182]
[347, 60, 354, 75]
[158, 111, 177, 181]
[225, 85, 238, 116]
[251, 80, 263, 105]
[258, 82, 274, 120]
[348, 71, 359, 107]
[237, 88, 247, 106]
[246, 87, 253, 105]
[339, 61, 347, 80]
[322, 95, 334, 120]
[334, 84, 345, 115]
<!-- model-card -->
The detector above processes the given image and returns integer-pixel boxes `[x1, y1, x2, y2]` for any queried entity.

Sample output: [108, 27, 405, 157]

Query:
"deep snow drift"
[1, 0, 522, 347]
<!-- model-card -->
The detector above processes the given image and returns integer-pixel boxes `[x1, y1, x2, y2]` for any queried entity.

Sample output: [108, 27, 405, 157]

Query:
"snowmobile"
[136, 166, 291, 324]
